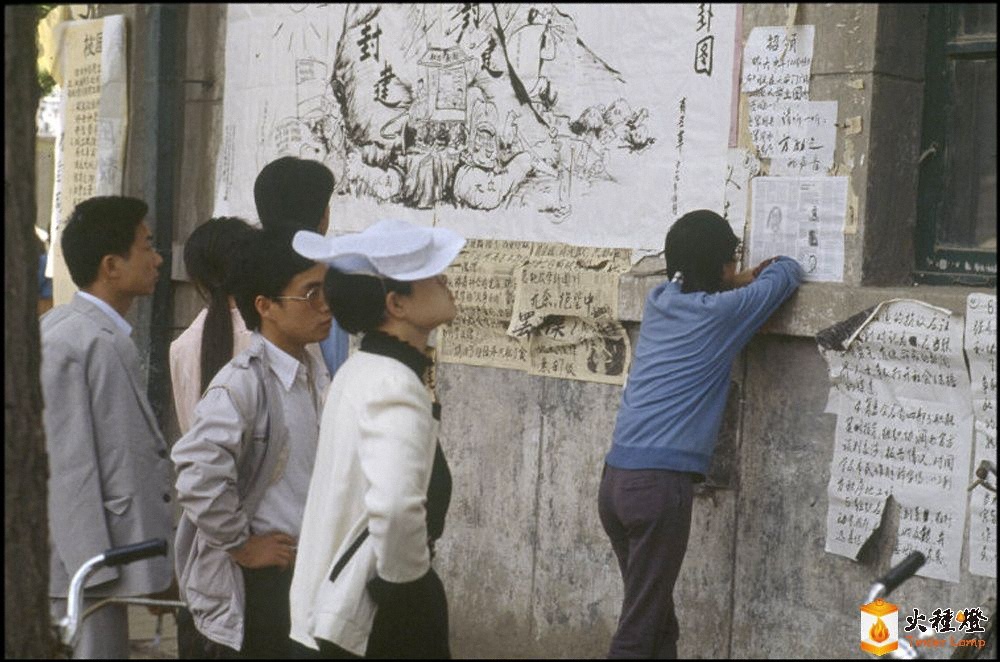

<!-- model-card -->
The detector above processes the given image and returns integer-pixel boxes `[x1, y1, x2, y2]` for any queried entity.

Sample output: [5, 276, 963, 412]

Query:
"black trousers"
[175, 566, 322, 659]
[316, 569, 450, 659]
[598, 464, 695, 659]
[242, 566, 322, 659]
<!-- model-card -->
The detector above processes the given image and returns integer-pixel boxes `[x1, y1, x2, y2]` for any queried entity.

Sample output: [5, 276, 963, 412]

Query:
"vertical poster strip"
[49, 16, 127, 306]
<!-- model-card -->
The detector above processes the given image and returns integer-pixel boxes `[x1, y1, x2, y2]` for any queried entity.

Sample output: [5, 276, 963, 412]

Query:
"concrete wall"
[153, 4, 995, 658]
[429, 5, 997, 658]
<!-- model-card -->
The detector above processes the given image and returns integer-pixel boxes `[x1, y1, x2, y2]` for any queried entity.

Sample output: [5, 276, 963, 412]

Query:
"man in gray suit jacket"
[41, 196, 176, 658]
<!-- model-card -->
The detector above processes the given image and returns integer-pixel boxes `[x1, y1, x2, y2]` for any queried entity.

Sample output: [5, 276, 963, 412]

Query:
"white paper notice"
[964, 293, 997, 578]
[749, 176, 846, 282]
[722, 147, 760, 244]
[820, 300, 974, 583]
[742, 25, 815, 156]
[764, 100, 837, 176]
[215, 4, 738, 251]
[49, 15, 127, 306]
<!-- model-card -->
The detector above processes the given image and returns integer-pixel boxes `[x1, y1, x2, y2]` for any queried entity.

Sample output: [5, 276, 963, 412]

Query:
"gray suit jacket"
[41, 293, 175, 598]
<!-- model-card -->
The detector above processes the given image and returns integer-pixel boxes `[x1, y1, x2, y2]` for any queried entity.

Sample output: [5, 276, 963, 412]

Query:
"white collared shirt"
[251, 336, 329, 538]
[78, 291, 133, 336]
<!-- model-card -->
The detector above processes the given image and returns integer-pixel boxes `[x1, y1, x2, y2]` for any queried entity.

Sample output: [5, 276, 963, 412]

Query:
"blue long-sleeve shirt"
[607, 257, 804, 477]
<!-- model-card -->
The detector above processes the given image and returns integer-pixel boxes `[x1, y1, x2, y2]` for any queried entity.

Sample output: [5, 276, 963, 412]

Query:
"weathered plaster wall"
[158, 3, 995, 658]
[434, 330, 994, 659]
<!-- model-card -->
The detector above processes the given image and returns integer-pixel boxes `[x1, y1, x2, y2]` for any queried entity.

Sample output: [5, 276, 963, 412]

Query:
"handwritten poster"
[819, 300, 974, 583]
[215, 4, 738, 250]
[507, 256, 626, 338]
[511, 247, 632, 384]
[749, 176, 846, 282]
[741, 25, 815, 159]
[964, 293, 997, 578]
[439, 239, 533, 372]
[763, 100, 837, 176]
[529, 316, 631, 385]
[722, 147, 761, 245]
[438, 240, 632, 384]
[48, 15, 127, 306]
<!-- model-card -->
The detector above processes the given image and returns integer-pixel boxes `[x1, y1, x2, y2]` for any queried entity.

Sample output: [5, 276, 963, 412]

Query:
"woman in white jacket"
[289, 219, 465, 658]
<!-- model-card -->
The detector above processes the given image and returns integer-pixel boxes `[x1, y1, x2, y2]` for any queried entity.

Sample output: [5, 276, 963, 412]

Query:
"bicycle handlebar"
[876, 550, 926, 596]
[58, 538, 171, 649]
[101, 538, 167, 567]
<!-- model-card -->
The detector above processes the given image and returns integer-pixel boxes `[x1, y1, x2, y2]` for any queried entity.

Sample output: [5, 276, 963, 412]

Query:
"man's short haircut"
[61, 196, 149, 288]
[324, 268, 412, 334]
[664, 209, 740, 294]
[253, 157, 335, 233]
[233, 227, 318, 331]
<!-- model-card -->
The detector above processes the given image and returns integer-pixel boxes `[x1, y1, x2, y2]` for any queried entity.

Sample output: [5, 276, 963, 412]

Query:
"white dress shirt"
[251, 337, 329, 538]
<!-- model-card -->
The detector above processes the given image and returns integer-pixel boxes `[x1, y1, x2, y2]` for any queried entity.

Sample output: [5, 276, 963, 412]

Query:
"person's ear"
[384, 290, 407, 321]
[99, 253, 121, 282]
[254, 294, 272, 322]
[319, 205, 331, 235]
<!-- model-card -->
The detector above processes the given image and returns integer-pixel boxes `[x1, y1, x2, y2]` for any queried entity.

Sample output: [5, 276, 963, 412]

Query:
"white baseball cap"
[293, 219, 466, 281]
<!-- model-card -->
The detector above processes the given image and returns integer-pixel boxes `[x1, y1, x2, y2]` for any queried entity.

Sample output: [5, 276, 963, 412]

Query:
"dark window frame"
[915, 4, 996, 286]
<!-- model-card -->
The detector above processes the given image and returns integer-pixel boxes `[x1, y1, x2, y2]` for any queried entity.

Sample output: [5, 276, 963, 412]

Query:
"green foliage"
[39, 70, 55, 97]
[36, 3, 56, 20]
[36, 4, 59, 97]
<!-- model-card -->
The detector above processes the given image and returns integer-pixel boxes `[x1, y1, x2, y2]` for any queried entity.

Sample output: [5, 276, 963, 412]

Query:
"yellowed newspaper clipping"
[439, 240, 632, 385]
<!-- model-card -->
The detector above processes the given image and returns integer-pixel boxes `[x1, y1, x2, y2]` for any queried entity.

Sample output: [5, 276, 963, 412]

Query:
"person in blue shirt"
[599, 209, 803, 658]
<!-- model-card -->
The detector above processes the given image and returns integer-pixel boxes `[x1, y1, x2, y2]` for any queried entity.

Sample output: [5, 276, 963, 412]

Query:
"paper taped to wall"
[964, 293, 997, 578]
[819, 299, 974, 583]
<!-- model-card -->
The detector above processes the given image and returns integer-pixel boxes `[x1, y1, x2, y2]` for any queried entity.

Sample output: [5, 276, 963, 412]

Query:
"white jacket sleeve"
[357, 374, 434, 584]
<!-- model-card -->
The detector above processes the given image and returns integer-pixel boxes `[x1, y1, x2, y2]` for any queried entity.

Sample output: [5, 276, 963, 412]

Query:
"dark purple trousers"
[598, 464, 695, 659]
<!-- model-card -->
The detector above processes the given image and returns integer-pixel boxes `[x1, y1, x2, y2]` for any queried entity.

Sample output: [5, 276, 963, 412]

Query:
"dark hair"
[61, 196, 148, 287]
[183, 217, 254, 392]
[664, 209, 740, 294]
[253, 157, 335, 232]
[324, 268, 412, 334]
[233, 228, 318, 331]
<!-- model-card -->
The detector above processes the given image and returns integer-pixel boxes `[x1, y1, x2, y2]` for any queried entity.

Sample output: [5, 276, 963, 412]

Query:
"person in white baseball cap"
[289, 219, 464, 658]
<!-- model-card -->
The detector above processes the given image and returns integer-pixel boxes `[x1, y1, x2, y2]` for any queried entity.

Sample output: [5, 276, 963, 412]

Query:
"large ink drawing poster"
[215, 4, 737, 250]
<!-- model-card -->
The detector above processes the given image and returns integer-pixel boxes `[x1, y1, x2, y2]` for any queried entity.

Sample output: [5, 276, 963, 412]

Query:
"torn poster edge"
[815, 298, 955, 352]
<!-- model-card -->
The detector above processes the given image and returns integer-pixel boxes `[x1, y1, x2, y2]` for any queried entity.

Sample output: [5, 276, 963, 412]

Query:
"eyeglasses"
[272, 285, 326, 309]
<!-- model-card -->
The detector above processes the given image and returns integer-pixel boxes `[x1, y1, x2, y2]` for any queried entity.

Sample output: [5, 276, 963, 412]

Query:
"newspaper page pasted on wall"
[748, 176, 846, 282]
[48, 15, 127, 306]
[964, 293, 997, 578]
[215, 3, 737, 251]
[818, 300, 974, 583]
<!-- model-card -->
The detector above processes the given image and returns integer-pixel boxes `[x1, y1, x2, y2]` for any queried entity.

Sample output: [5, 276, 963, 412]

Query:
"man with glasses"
[254, 156, 347, 381]
[172, 228, 331, 658]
